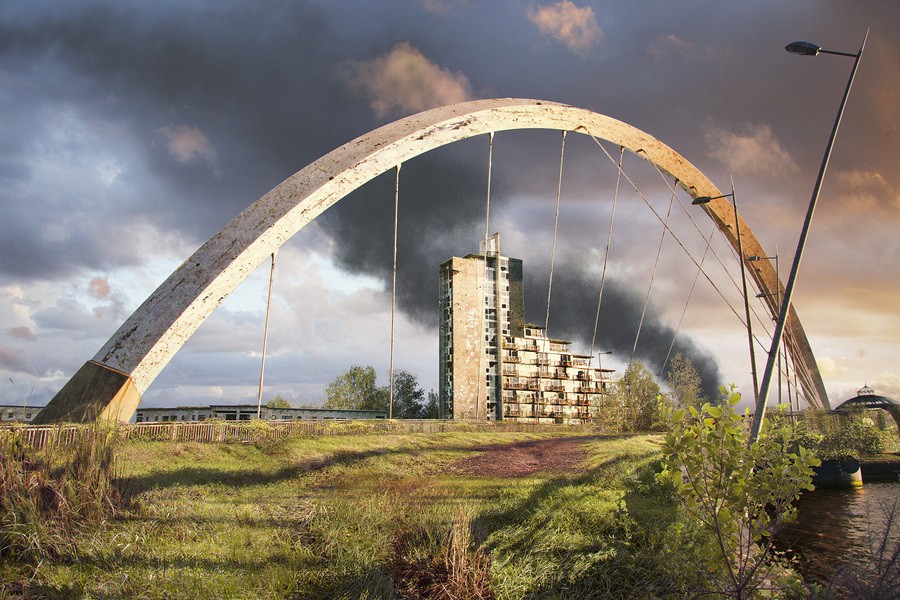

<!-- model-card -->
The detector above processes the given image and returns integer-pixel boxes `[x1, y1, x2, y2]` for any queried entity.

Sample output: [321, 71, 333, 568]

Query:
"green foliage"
[324, 367, 432, 419]
[666, 352, 705, 410]
[604, 361, 664, 432]
[797, 407, 888, 459]
[323, 365, 388, 411]
[659, 385, 820, 598]
[390, 370, 426, 419]
[266, 395, 292, 409]
[424, 390, 439, 419]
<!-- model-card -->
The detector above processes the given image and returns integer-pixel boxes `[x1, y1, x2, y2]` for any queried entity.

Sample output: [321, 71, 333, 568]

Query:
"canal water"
[776, 481, 899, 589]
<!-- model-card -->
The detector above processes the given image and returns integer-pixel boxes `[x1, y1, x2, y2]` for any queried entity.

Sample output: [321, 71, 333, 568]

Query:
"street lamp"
[693, 188, 759, 404]
[750, 32, 868, 443]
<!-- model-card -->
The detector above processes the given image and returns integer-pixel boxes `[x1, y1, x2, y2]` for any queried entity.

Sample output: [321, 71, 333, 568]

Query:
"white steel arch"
[36, 98, 828, 423]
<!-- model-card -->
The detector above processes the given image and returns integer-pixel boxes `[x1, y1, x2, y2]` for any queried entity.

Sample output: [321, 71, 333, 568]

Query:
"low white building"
[0, 405, 44, 423]
[134, 404, 387, 423]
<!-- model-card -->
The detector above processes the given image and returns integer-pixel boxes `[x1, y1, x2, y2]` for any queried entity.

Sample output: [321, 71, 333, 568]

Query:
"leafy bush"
[798, 408, 886, 459]
[659, 386, 820, 598]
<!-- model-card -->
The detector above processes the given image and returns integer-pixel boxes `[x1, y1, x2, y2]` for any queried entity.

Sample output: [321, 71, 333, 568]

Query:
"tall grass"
[0, 423, 125, 563]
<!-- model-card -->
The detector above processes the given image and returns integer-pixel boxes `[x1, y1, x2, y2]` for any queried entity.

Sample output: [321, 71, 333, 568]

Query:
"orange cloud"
[705, 123, 799, 177]
[159, 124, 217, 165]
[344, 42, 474, 118]
[528, 1, 602, 55]
[88, 277, 110, 299]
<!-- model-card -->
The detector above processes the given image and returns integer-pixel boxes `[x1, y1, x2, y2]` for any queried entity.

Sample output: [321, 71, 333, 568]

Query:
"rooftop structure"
[833, 384, 900, 429]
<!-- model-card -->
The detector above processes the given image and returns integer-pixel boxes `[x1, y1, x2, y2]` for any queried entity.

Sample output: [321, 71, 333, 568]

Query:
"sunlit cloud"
[343, 42, 474, 118]
[705, 123, 799, 177]
[528, 1, 602, 55]
[88, 277, 111, 299]
[417, 0, 465, 16]
[834, 169, 899, 217]
[159, 124, 217, 166]
[647, 34, 697, 60]
[8, 326, 36, 341]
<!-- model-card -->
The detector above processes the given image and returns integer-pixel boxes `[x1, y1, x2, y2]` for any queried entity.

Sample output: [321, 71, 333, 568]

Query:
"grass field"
[2, 428, 693, 599]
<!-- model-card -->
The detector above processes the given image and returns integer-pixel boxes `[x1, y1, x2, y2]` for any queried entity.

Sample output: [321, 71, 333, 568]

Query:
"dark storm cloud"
[533, 268, 722, 399]
[0, 1, 374, 278]
[2, 1, 896, 405]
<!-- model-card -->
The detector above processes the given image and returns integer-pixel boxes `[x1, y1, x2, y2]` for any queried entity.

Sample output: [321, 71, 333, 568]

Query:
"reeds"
[0, 422, 125, 562]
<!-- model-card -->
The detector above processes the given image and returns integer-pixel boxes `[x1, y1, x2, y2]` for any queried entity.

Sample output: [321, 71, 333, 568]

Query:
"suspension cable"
[632, 182, 678, 363]
[587, 132, 746, 327]
[389, 163, 401, 419]
[545, 130, 567, 335]
[478, 132, 495, 419]
[589, 145, 624, 362]
[660, 221, 718, 375]
[256, 251, 277, 419]
[651, 165, 775, 350]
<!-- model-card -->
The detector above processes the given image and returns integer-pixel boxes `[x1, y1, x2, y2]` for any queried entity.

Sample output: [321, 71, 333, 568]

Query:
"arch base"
[34, 361, 141, 424]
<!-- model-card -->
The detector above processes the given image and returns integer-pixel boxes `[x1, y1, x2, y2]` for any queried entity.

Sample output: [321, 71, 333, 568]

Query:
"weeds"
[0, 423, 125, 563]
[389, 507, 494, 599]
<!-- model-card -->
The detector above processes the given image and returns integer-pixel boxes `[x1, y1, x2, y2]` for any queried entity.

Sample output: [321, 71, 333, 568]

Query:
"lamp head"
[786, 41, 821, 56]
[692, 192, 734, 206]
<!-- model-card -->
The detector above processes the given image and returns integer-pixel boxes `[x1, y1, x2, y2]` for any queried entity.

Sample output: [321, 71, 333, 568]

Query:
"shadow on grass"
[472, 447, 689, 598]
[118, 434, 612, 494]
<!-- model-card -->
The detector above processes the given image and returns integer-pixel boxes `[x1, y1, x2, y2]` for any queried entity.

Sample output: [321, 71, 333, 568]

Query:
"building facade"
[439, 234, 611, 423]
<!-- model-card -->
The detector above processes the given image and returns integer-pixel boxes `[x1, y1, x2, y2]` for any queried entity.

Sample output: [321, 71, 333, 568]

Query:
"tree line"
[270, 352, 706, 427]
[269, 365, 438, 419]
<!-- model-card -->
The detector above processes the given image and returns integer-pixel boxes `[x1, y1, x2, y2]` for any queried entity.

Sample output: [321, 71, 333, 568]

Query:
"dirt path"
[452, 435, 596, 477]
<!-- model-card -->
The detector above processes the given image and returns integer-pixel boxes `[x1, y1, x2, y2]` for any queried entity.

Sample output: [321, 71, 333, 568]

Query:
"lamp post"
[692, 187, 759, 404]
[749, 254, 780, 407]
[750, 32, 868, 443]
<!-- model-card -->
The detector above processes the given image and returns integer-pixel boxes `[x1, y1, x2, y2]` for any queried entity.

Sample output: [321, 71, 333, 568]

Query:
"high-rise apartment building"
[439, 234, 610, 423]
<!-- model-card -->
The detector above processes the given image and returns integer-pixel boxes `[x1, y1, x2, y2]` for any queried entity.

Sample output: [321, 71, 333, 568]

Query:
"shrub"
[659, 386, 820, 598]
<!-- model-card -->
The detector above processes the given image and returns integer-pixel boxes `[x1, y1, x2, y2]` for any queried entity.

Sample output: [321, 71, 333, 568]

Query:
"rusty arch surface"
[36, 98, 828, 423]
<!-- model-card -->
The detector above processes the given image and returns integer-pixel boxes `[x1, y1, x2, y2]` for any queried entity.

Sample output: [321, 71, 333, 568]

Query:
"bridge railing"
[1, 418, 580, 451]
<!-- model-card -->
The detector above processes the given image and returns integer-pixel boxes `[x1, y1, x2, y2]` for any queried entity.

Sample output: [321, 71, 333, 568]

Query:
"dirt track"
[452, 435, 596, 477]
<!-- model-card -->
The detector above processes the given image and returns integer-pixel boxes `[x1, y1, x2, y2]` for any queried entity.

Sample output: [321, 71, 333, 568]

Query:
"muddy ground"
[451, 435, 597, 477]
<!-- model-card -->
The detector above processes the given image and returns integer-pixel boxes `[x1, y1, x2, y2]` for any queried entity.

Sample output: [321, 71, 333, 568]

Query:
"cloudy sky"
[1, 1, 897, 411]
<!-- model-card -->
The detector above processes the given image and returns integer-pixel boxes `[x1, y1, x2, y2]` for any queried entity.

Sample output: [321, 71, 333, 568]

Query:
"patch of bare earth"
[452, 436, 595, 477]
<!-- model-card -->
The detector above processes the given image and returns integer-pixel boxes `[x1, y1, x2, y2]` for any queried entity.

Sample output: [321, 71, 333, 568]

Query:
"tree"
[323, 365, 388, 411]
[667, 353, 704, 410]
[391, 370, 426, 419]
[608, 361, 663, 432]
[266, 395, 292, 409]
[659, 386, 820, 598]
[424, 390, 439, 419]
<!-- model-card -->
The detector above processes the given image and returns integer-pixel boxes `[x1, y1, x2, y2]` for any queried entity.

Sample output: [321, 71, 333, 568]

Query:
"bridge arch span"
[36, 98, 827, 423]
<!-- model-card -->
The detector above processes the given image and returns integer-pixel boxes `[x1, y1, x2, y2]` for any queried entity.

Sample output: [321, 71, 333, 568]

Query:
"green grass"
[2, 429, 691, 599]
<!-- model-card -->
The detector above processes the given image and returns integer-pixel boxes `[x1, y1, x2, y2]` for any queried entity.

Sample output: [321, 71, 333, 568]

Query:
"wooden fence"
[1, 418, 581, 451]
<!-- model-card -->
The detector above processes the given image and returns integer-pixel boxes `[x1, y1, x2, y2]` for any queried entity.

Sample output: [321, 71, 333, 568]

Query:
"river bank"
[859, 452, 900, 481]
